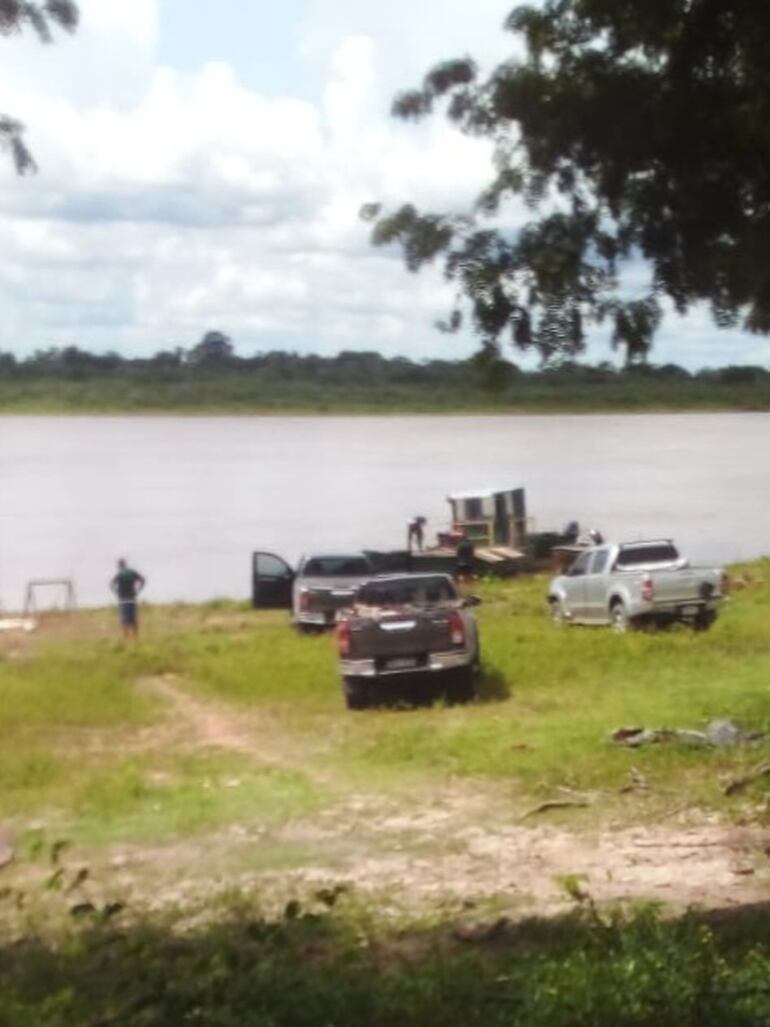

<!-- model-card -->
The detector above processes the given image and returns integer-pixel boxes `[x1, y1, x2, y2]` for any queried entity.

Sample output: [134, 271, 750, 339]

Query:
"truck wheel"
[693, 611, 716, 632]
[444, 667, 475, 705]
[549, 598, 567, 625]
[610, 601, 631, 634]
[295, 623, 323, 636]
[408, 679, 437, 707]
[343, 677, 371, 711]
[471, 644, 482, 675]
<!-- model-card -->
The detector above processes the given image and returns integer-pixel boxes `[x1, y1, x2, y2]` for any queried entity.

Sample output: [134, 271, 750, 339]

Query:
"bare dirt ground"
[58, 676, 770, 921]
[91, 789, 768, 921]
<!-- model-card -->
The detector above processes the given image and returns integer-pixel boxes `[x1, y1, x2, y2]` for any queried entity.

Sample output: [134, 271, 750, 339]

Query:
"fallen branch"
[632, 841, 724, 849]
[0, 827, 14, 871]
[724, 762, 770, 797]
[520, 798, 590, 820]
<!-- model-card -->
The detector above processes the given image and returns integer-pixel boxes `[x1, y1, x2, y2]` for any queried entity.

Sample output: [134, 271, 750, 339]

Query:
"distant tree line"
[0, 331, 768, 413]
[0, 331, 767, 389]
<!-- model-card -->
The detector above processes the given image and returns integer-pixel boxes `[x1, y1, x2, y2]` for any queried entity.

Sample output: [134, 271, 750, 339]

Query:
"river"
[0, 413, 766, 608]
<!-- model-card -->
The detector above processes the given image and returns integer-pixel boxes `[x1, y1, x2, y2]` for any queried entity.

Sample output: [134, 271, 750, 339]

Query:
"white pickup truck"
[547, 540, 727, 632]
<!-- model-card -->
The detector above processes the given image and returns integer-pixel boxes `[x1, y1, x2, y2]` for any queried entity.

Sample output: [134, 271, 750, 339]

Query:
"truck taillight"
[448, 611, 465, 647]
[641, 574, 654, 603]
[721, 571, 731, 596]
[299, 589, 310, 611]
[336, 619, 352, 657]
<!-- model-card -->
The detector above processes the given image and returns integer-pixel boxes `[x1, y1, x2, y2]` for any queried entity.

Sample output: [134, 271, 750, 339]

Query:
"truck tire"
[693, 610, 716, 632]
[343, 676, 371, 710]
[444, 667, 475, 705]
[295, 622, 324, 636]
[610, 600, 632, 634]
[471, 643, 482, 675]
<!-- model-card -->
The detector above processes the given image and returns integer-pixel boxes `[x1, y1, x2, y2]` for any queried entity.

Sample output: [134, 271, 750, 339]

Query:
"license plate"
[386, 657, 418, 670]
[680, 605, 700, 617]
[332, 590, 354, 598]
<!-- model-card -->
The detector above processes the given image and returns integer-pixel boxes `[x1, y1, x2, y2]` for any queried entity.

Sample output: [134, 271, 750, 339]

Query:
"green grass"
[1, 366, 770, 413]
[2, 581, 770, 1025]
[1, 565, 769, 846]
[70, 753, 321, 846]
[329, 567, 770, 805]
[0, 647, 156, 731]
[0, 645, 159, 818]
[1, 899, 770, 1027]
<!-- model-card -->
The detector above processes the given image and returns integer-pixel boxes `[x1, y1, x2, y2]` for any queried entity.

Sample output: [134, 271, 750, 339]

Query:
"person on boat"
[407, 516, 427, 552]
[455, 536, 475, 583]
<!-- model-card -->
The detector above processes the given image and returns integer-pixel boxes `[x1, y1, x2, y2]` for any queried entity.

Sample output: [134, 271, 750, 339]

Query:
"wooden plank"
[475, 548, 506, 564]
[488, 546, 525, 559]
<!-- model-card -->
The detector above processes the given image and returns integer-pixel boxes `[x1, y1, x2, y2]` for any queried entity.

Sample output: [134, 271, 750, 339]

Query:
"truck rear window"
[357, 577, 456, 606]
[302, 557, 371, 577]
[615, 543, 679, 567]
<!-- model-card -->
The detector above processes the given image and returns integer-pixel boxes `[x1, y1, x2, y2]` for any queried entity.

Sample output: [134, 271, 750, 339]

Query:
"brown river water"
[0, 413, 767, 608]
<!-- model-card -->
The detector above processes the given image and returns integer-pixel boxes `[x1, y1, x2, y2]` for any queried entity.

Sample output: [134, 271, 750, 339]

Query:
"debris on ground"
[619, 767, 649, 794]
[0, 618, 36, 633]
[0, 827, 15, 870]
[723, 761, 770, 797]
[611, 719, 765, 749]
[520, 797, 591, 819]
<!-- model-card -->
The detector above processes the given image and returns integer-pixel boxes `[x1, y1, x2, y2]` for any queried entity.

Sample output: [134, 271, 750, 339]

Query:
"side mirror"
[463, 595, 482, 608]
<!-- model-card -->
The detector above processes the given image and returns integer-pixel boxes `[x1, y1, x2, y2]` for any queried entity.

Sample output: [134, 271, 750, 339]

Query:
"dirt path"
[138, 675, 258, 755]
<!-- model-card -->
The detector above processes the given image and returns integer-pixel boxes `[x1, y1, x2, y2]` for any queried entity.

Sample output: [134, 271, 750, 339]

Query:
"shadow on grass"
[362, 664, 510, 713]
[1, 893, 770, 1027]
[475, 664, 511, 704]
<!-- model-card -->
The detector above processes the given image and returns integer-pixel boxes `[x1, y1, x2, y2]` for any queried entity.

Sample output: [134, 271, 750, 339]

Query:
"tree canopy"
[0, 0, 79, 172]
[187, 330, 235, 366]
[366, 1, 770, 364]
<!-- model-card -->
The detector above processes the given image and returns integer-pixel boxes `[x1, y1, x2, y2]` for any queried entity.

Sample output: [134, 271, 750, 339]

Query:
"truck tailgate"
[349, 608, 456, 662]
[303, 587, 357, 614]
[649, 568, 720, 603]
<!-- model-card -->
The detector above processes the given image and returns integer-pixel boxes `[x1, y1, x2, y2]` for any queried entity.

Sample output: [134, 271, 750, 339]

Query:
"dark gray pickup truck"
[335, 573, 481, 709]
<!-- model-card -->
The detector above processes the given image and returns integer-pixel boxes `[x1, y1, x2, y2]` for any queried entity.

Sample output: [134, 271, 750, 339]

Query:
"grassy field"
[1, 566, 770, 1024]
[1, 369, 770, 413]
[2, 566, 769, 842]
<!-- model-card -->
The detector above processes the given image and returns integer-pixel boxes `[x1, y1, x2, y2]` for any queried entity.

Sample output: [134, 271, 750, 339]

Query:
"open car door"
[251, 552, 295, 609]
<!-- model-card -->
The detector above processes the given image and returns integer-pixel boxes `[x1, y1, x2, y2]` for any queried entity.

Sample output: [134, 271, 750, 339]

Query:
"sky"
[0, 0, 767, 370]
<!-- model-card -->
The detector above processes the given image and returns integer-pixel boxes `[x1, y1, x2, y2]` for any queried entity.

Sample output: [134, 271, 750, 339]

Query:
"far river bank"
[0, 367, 769, 416]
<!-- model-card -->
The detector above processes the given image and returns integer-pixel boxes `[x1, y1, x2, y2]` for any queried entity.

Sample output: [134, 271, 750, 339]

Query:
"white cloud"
[323, 34, 376, 137]
[0, 0, 499, 361]
[84, 0, 158, 42]
[0, 0, 764, 367]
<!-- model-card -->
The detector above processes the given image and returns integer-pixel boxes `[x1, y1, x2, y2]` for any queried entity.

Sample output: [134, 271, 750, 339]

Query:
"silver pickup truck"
[251, 551, 374, 632]
[548, 540, 727, 632]
[336, 573, 481, 709]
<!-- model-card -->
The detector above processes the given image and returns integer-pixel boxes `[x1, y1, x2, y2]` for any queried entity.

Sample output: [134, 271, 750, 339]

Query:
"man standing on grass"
[110, 558, 146, 639]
